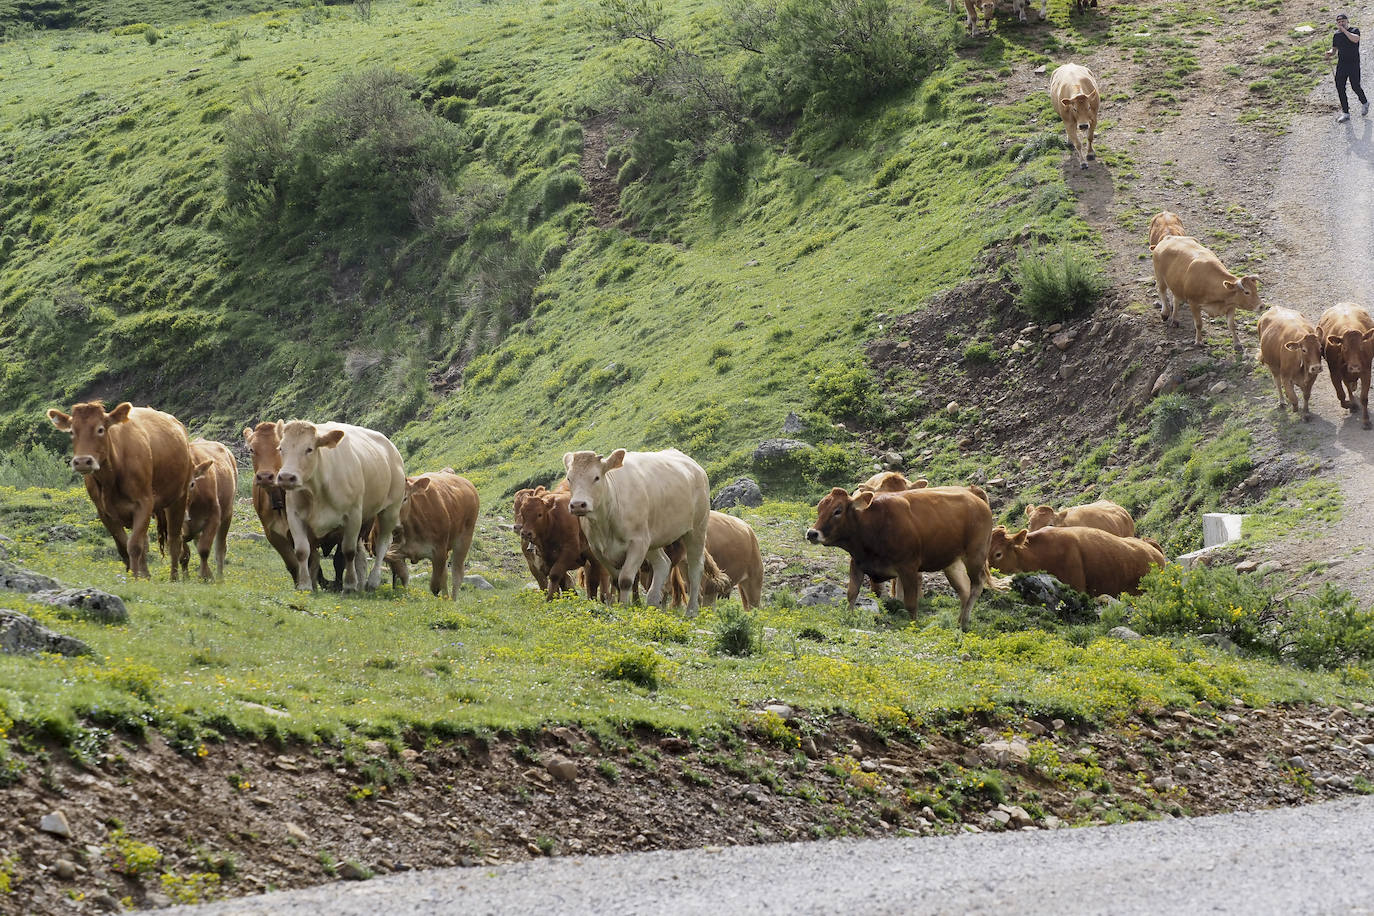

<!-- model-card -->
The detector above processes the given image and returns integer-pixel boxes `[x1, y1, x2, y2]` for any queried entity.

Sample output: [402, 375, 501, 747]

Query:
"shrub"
[108, 830, 162, 876]
[1126, 565, 1275, 653]
[600, 649, 663, 688]
[809, 364, 879, 422]
[962, 341, 997, 364]
[713, 604, 759, 656]
[0, 445, 76, 488]
[1146, 393, 1197, 444]
[1280, 585, 1374, 670]
[1013, 245, 1106, 322]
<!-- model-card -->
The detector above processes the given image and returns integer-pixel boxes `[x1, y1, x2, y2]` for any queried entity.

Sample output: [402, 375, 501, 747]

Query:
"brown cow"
[1257, 306, 1323, 421]
[243, 422, 341, 589]
[1148, 211, 1186, 248]
[855, 471, 929, 494]
[513, 484, 612, 601]
[1049, 64, 1100, 169]
[989, 526, 1165, 596]
[950, 0, 978, 33]
[384, 471, 478, 599]
[1152, 235, 1260, 352]
[806, 486, 993, 630]
[513, 486, 553, 592]
[671, 512, 764, 610]
[1025, 499, 1135, 537]
[47, 401, 193, 580]
[183, 439, 235, 582]
[1318, 302, 1374, 429]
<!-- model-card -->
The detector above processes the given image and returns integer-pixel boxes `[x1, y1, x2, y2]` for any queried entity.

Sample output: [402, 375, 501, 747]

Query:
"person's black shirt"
[1334, 26, 1361, 70]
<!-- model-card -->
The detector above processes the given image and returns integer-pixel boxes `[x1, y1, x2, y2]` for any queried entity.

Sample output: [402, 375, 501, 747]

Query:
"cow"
[855, 471, 929, 494]
[1151, 235, 1260, 353]
[806, 485, 994, 630]
[513, 483, 612, 601]
[976, 0, 1045, 29]
[182, 439, 235, 582]
[513, 486, 554, 592]
[988, 525, 1166, 597]
[696, 511, 765, 610]
[1148, 211, 1186, 248]
[47, 401, 193, 580]
[1025, 499, 1135, 537]
[243, 422, 342, 589]
[1049, 64, 1100, 169]
[951, 0, 978, 33]
[1318, 303, 1374, 430]
[274, 420, 407, 593]
[1257, 306, 1323, 422]
[563, 448, 711, 614]
[381, 470, 478, 599]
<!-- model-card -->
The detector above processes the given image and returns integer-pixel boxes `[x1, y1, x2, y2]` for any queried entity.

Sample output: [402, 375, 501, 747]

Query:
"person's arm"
[1340, 24, 1360, 43]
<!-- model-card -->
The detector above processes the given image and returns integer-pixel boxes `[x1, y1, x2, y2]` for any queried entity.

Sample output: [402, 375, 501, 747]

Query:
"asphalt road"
[178, 795, 1374, 915]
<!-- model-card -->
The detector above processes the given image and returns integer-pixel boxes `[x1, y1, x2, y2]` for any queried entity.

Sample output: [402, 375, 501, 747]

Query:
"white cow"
[563, 448, 710, 615]
[274, 420, 406, 593]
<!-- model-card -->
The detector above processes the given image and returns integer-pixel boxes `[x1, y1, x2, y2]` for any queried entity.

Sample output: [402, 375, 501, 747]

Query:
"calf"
[1257, 306, 1323, 421]
[1152, 235, 1260, 353]
[514, 483, 611, 600]
[977, 0, 1045, 28]
[384, 471, 479, 599]
[806, 486, 993, 630]
[1148, 211, 1186, 248]
[1025, 499, 1135, 537]
[1318, 303, 1374, 429]
[183, 439, 236, 582]
[988, 526, 1166, 597]
[1049, 64, 1100, 168]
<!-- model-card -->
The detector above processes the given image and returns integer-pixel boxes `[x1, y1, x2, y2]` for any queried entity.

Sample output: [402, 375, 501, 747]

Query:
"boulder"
[797, 583, 877, 612]
[30, 587, 128, 624]
[977, 740, 1031, 768]
[712, 478, 764, 509]
[0, 562, 61, 594]
[1010, 573, 1096, 622]
[1, 610, 92, 657]
[782, 412, 804, 434]
[752, 439, 813, 466]
[462, 575, 494, 590]
[1107, 626, 1142, 641]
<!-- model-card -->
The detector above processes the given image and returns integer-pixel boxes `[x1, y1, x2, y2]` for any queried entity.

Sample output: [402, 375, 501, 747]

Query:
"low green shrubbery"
[1013, 245, 1106, 322]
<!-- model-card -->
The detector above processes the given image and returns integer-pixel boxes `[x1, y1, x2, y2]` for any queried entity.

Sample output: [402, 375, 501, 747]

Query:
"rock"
[712, 477, 764, 509]
[1199, 633, 1241, 655]
[987, 477, 1006, 488]
[752, 438, 813, 467]
[0, 563, 61, 594]
[1033, 64, 1047, 74]
[1024, 720, 1047, 737]
[1057, 364, 1076, 381]
[801, 737, 819, 758]
[1294, 24, 1314, 33]
[546, 757, 578, 782]
[90, 892, 123, 911]
[782, 412, 804, 434]
[946, 401, 960, 415]
[285, 822, 310, 843]
[659, 737, 691, 754]
[1234, 559, 1258, 573]
[1051, 719, 1065, 731]
[462, 575, 493, 590]
[1043, 815, 1064, 829]
[763, 703, 794, 721]
[1000, 804, 1034, 828]
[1019, 456, 1033, 470]
[1047, 323, 1063, 333]
[1256, 561, 1283, 576]
[745, 258, 759, 267]
[363, 740, 389, 757]
[1208, 381, 1228, 395]
[977, 739, 1030, 767]
[54, 858, 76, 880]
[881, 451, 903, 468]
[1108, 626, 1141, 641]
[40, 810, 72, 839]
[338, 861, 370, 881]
[1011, 574, 1096, 621]
[988, 809, 1012, 827]
[30, 587, 129, 623]
[797, 583, 849, 607]
[145, 892, 173, 908]
[1151, 369, 1187, 397]
[1288, 755, 1312, 772]
[1, 609, 92, 657]
[242, 701, 290, 718]
[1052, 333, 1074, 351]
[1152, 776, 1175, 791]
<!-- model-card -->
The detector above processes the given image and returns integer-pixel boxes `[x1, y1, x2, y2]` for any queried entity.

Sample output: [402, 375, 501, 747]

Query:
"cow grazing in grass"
[988, 526, 1166, 597]
[47, 401, 193, 580]
[382, 470, 478, 599]
[1257, 306, 1323, 421]
[696, 511, 765, 610]
[563, 448, 711, 613]
[1148, 211, 1186, 248]
[1151, 235, 1260, 353]
[274, 420, 406, 593]
[513, 483, 611, 601]
[1049, 64, 1100, 168]
[243, 422, 342, 589]
[1318, 303, 1374, 429]
[183, 438, 235, 582]
[1025, 499, 1135, 538]
[806, 485, 994, 630]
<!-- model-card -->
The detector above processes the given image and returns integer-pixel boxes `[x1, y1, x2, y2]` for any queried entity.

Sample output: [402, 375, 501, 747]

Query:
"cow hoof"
[1087, 153, 1096, 160]
[1303, 413, 1312, 422]
[1079, 161, 1089, 170]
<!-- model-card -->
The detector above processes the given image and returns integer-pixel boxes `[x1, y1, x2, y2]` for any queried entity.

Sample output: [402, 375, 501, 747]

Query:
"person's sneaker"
[1338, 112, 1352, 122]
[1363, 101, 1370, 117]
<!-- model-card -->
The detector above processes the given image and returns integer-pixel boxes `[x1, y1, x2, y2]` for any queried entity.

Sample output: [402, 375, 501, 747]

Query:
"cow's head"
[563, 449, 625, 518]
[987, 526, 1030, 572]
[1285, 332, 1324, 385]
[47, 401, 132, 475]
[243, 421, 287, 487]
[512, 486, 551, 538]
[1024, 505, 1059, 531]
[1326, 328, 1374, 382]
[1059, 92, 1094, 131]
[274, 420, 345, 491]
[807, 487, 871, 546]
[1221, 275, 1261, 312]
[188, 458, 215, 498]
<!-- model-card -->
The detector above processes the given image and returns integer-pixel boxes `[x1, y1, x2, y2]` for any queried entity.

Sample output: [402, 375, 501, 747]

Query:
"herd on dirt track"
[39, 56, 1374, 633]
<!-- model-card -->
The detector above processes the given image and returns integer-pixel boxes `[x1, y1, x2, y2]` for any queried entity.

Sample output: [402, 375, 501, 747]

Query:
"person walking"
[1327, 13, 1368, 122]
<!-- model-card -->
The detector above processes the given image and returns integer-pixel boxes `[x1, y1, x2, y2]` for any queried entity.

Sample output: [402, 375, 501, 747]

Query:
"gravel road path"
[178, 795, 1374, 915]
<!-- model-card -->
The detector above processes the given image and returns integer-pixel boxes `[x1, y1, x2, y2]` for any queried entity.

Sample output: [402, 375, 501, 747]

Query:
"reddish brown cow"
[513, 486, 553, 592]
[513, 484, 611, 600]
[242, 422, 341, 588]
[1025, 499, 1135, 537]
[988, 526, 1166, 596]
[807, 486, 993, 630]
[47, 402, 193, 580]
[183, 439, 236, 582]
[384, 471, 479, 599]
[1257, 306, 1323, 421]
[1318, 303, 1374, 429]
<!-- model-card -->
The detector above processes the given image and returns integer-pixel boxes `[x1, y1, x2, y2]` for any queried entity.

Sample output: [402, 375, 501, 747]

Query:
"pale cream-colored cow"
[1257, 306, 1323, 421]
[1151, 235, 1260, 352]
[1148, 211, 1186, 248]
[976, 0, 1046, 29]
[274, 420, 407, 593]
[1049, 64, 1100, 169]
[564, 448, 711, 614]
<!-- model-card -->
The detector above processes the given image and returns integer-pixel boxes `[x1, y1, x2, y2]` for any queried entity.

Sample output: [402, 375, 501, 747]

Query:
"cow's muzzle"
[254, 470, 277, 486]
[569, 500, 591, 517]
[805, 528, 822, 544]
[1078, 122, 1089, 131]
[71, 455, 98, 474]
[275, 471, 301, 490]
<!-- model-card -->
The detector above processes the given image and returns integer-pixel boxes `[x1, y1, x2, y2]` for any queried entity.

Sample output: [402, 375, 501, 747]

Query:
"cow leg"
[1154, 273, 1173, 325]
[944, 561, 984, 632]
[1329, 362, 1351, 409]
[287, 510, 320, 591]
[196, 514, 216, 582]
[617, 539, 652, 605]
[215, 512, 230, 581]
[388, 557, 409, 589]
[163, 493, 188, 582]
[643, 546, 674, 608]
[1362, 374, 1372, 430]
[1085, 119, 1096, 161]
[546, 556, 577, 600]
[1227, 311, 1242, 355]
[125, 500, 156, 579]
[425, 545, 449, 597]
[366, 505, 403, 591]
[681, 517, 708, 617]
[898, 570, 925, 619]
[846, 559, 865, 610]
[96, 511, 132, 571]
[1189, 302, 1205, 345]
[450, 532, 472, 601]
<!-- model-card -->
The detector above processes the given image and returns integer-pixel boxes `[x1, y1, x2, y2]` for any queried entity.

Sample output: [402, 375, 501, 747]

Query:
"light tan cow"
[274, 420, 407, 593]
[976, 0, 1045, 29]
[695, 512, 765, 610]
[988, 526, 1166, 597]
[47, 401, 193, 580]
[1148, 211, 1186, 248]
[1257, 306, 1323, 421]
[183, 439, 235, 582]
[383, 470, 478, 599]
[243, 422, 341, 589]
[855, 471, 929, 494]
[1025, 499, 1135, 537]
[1151, 235, 1260, 352]
[951, 0, 979, 33]
[563, 448, 711, 613]
[1049, 64, 1100, 169]
[1318, 302, 1374, 429]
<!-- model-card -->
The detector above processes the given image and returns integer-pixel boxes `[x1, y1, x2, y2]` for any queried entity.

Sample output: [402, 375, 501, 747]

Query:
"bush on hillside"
[0, 444, 76, 489]
[1146, 392, 1197, 444]
[1013, 245, 1106, 322]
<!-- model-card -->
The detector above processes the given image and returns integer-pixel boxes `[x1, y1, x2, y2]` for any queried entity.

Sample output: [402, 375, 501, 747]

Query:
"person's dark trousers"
[1337, 65, 1368, 113]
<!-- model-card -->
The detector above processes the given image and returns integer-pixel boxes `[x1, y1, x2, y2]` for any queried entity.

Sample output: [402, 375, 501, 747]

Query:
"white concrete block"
[1202, 513, 1244, 549]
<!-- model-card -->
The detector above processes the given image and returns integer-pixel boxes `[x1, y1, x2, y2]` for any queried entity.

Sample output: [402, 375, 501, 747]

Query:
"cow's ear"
[1055, 510, 1070, 526]
[852, 491, 875, 511]
[1221, 279, 1237, 290]
[912, 478, 928, 488]
[47, 409, 73, 431]
[1328, 335, 1344, 350]
[1012, 529, 1029, 546]
[275, 419, 286, 438]
[242, 426, 255, 443]
[317, 429, 346, 449]
[1024, 505, 1034, 519]
[1283, 340, 1302, 351]
[107, 403, 133, 425]
[409, 476, 431, 495]
[604, 448, 627, 471]
[562, 451, 574, 472]
[442, 467, 455, 474]
[193, 459, 214, 478]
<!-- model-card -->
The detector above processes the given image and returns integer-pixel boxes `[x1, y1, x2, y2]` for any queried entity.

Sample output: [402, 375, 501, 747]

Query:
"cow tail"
[154, 510, 167, 556]
[703, 550, 732, 597]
